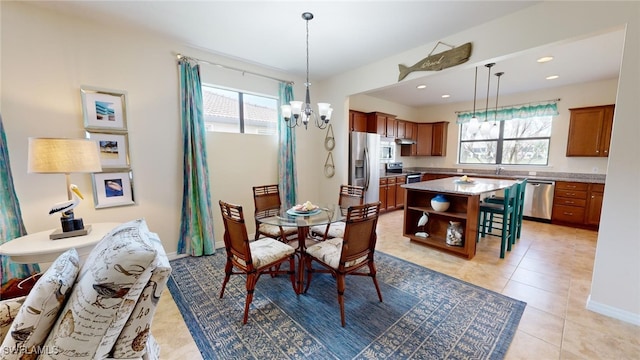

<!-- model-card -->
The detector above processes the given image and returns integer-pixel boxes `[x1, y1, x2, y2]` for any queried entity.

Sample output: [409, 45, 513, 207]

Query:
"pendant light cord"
[484, 63, 495, 121]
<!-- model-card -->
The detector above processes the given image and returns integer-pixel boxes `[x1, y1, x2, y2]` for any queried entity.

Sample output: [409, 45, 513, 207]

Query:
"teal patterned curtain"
[0, 114, 40, 286]
[278, 82, 297, 209]
[177, 58, 215, 256]
[457, 100, 559, 123]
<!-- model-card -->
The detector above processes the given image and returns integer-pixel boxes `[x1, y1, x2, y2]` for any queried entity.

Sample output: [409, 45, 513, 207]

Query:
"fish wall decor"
[398, 42, 472, 81]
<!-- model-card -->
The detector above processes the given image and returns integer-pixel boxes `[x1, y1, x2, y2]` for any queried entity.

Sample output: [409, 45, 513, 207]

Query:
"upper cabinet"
[349, 110, 368, 132]
[411, 121, 449, 156]
[366, 112, 396, 137]
[566, 104, 614, 157]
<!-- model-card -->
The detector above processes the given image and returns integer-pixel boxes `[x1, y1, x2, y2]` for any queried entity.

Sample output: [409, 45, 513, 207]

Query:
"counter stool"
[479, 182, 519, 258]
[483, 178, 527, 244]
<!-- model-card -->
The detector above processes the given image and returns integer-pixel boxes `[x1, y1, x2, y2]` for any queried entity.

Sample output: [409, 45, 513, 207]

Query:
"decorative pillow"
[0, 248, 80, 359]
[111, 232, 171, 359]
[40, 219, 158, 360]
[0, 296, 26, 344]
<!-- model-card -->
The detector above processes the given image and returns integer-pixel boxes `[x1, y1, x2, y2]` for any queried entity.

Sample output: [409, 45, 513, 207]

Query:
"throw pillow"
[0, 296, 25, 344]
[39, 219, 158, 360]
[0, 248, 80, 359]
[111, 232, 171, 358]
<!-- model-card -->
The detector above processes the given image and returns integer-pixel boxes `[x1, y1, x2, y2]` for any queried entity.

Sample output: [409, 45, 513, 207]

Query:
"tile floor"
[152, 211, 640, 359]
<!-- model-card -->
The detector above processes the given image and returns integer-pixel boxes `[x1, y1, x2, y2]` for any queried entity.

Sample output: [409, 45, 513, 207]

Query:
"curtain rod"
[455, 98, 561, 114]
[175, 53, 294, 85]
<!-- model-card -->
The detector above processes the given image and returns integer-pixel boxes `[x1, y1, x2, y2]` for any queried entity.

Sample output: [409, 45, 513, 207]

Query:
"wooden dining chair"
[479, 182, 519, 258]
[304, 202, 382, 327]
[309, 184, 365, 241]
[252, 184, 297, 243]
[218, 200, 297, 324]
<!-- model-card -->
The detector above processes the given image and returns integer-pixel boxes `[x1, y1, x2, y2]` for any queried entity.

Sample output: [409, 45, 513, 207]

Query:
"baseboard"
[586, 295, 640, 326]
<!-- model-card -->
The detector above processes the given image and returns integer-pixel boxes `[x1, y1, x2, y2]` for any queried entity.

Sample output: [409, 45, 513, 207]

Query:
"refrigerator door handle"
[364, 146, 370, 191]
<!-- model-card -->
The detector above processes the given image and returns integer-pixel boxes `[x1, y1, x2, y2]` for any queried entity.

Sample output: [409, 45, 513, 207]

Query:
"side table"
[0, 222, 120, 264]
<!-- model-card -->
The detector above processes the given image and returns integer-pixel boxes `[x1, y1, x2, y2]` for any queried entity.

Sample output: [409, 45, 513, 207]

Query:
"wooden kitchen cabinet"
[396, 119, 407, 138]
[566, 104, 614, 157]
[379, 178, 388, 210]
[395, 175, 406, 209]
[414, 121, 449, 156]
[379, 176, 405, 212]
[552, 181, 603, 230]
[585, 183, 605, 226]
[400, 121, 418, 156]
[349, 110, 368, 132]
[367, 112, 396, 137]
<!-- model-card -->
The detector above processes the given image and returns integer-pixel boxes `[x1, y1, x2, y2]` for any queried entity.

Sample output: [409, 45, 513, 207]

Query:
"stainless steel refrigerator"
[349, 132, 381, 204]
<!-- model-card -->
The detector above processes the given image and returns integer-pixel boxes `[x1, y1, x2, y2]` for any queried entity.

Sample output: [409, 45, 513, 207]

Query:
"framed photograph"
[86, 131, 130, 168]
[81, 86, 128, 131]
[92, 170, 135, 209]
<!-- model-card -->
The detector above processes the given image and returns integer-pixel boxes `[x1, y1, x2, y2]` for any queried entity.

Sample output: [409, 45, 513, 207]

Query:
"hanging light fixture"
[490, 72, 504, 139]
[479, 63, 495, 137]
[467, 66, 480, 134]
[281, 12, 332, 130]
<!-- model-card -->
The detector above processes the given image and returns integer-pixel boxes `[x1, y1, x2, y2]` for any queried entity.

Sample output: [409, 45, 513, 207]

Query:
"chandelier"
[281, 12, 332, 129]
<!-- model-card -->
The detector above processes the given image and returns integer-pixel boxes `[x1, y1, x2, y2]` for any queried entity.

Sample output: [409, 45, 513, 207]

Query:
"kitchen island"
[402, 177, 516, 259]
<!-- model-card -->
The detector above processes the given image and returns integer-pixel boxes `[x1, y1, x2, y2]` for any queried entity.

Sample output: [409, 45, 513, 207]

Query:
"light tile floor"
[152, 211, 640, 359]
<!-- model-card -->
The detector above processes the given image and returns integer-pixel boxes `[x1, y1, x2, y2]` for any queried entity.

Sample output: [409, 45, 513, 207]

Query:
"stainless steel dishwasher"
[523, 180, 555, 220]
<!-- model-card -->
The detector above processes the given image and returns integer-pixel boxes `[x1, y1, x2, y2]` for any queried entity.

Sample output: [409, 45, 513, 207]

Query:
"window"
[202, 85, 278, 135]
[459, 116, 552, 165]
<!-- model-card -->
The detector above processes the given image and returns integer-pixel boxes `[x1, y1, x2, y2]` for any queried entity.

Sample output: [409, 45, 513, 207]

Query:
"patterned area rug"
[167, 252, 525, 359]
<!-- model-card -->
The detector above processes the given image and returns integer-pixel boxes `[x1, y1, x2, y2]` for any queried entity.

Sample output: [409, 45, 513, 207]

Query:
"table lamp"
[27, 137, 102, 239]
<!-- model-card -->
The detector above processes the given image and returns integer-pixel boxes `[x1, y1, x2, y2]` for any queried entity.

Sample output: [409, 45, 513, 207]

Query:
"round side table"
[0, 222, 120, 265]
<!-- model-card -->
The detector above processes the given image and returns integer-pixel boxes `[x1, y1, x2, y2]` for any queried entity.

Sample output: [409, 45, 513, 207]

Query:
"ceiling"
[29, 1, 624, 107]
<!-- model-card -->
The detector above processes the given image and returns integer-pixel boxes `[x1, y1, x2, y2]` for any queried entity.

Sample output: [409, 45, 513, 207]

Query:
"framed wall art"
[91, 170, 135, 209]
[86, 131, 130, 168]
[81, 86, 128, 131]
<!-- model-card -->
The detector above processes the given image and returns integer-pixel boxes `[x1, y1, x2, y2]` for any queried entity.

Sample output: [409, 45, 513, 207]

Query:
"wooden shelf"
[407, 206, 467, 220]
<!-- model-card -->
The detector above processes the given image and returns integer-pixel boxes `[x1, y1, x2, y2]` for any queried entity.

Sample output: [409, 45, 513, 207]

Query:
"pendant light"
[467, 66, 480, 134]
[490, 72, 504, 139]
[281, 12, 332, 130]
[479, 63, 495, 137]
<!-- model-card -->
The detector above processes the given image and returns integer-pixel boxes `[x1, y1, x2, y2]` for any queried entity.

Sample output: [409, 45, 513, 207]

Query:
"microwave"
[380, 140, 395, 161]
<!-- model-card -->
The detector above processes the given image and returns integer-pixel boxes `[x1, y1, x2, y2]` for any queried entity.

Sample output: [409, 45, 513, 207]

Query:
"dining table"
[256, 203, 345, 293]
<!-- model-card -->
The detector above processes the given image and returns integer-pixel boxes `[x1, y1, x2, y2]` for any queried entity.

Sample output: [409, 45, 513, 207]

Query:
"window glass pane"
[243, 93, 277, 135]
[203, 86, 240, 133]
[459, 141, 497, 164]
[460, 122, 498, 140]
[501, 139, 550, 165]
[503, 116, 552, 138]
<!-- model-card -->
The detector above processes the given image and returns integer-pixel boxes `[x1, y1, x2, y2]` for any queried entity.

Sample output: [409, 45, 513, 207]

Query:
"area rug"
[167, 252, 526, 359]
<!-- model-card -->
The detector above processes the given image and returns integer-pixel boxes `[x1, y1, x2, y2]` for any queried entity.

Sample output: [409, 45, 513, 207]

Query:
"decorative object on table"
[430, 194, 450, 212]
[446, 221, 464, 246]
[287, 201, 320, 216]
[415, 211, 429, 238]
[455, 175, 474, 184]
[27, 137, 102, 239]
[49, 184, 88, 235]
[81, 86, 128, 131]
[397, 41, 472, 81]
[91, 170, 135, 209]
[85, 131, 130, 168]
[280, 12, 333, 130]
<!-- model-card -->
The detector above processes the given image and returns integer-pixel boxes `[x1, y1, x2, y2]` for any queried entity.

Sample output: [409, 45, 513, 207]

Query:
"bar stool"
[479, 182, 519, 258]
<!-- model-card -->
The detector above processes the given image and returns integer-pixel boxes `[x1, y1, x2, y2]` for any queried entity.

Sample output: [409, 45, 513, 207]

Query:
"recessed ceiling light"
[416, 84, 427, 89]
[537, 56, 554, 63]
[546, 75, 559, 80]
[441, 94, 450, 98]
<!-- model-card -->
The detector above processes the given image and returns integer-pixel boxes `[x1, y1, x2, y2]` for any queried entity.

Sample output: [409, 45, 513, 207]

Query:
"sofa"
[0, 219, 171, 359]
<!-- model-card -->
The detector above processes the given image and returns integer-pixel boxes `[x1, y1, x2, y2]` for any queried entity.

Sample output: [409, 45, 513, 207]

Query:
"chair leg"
[304, 256, 313, 294]
[336, 273, 346, 327]
[368, 262, 383, 302]
[243, 272, 258, 324]
[219, 259, 233, 298]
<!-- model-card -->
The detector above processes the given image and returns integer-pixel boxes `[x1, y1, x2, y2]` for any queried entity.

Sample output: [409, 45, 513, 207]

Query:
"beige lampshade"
[28, 138, 102, 173]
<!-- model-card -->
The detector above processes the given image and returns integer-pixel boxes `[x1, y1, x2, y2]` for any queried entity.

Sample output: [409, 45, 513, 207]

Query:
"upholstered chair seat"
[306, 238, 367, 269]
[257, 223, 297, 240]
[233, 237, 296, 268]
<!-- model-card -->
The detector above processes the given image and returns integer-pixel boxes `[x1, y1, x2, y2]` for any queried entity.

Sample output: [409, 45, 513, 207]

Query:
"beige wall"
[2, 1, 638, 324]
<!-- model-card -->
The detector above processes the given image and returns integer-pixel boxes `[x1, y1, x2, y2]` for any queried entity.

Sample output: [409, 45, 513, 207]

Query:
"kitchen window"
[458, 115, 552, 165]
[202, 85, 278, 135]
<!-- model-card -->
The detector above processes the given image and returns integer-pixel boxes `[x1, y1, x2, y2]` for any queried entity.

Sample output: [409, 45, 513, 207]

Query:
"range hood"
[395, 138, 416, 145]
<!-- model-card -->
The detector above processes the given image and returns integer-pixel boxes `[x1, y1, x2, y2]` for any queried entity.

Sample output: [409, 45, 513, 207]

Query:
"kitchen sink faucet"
[496, 166, 505, 175]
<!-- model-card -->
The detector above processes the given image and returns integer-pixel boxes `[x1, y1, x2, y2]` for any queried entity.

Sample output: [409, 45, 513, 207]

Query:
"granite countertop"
[401, 177, 517, 195]
[403, 167, 606, 184]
